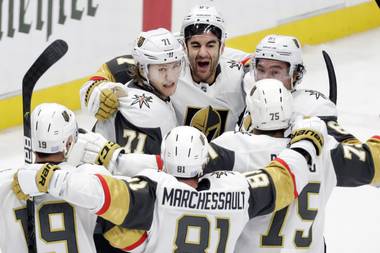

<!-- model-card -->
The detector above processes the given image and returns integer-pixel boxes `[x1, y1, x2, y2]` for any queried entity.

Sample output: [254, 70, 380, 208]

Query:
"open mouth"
[163, 82, 175, 88]
[197, 61, 210, 72]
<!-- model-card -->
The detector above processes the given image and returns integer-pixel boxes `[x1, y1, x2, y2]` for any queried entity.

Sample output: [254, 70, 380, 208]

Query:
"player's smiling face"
[186, 32, 223, 84]
[148, 61, 182, 98]
[255, 59, 292, 90]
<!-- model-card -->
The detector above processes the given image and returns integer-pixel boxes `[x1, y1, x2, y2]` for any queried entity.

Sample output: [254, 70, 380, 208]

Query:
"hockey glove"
[12, 173, 30, 201]
[67, 131, 123, 169]
[85, 81, 127, 121]
[290, 116, 327, 158]
[12, 164, 60, 200]
[35, 164, 60, 192]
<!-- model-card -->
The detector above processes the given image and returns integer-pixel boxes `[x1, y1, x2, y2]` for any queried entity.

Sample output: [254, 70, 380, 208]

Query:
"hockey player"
[13, 121, 327, 253]
[79, 27, 184, 252]
[206, 79, 380, 252]
[80, 5, 248, 143]
[0, 103, 142, 252]
[242, 34, 358, 144]
[81, 28, 184, 155]
[171, 5, 247, 141]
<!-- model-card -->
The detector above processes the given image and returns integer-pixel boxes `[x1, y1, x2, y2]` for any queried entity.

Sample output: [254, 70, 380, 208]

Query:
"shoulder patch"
[226, 60, 242, 70]
[303, 89, 328, 100]
[131, 93, 153, 109]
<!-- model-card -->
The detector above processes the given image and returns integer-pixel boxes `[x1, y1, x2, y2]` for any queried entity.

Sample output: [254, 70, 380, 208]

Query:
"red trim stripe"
[143, 0, 172, 31]
[240, 56, 252, 65]
[274, 157, 298, 198]
[95, 174, 111, 215]
[155, 155, 163, 171]
[90, 76, 107, 81]
[371, 135, 380, 140]
[123, 231, 148, 251]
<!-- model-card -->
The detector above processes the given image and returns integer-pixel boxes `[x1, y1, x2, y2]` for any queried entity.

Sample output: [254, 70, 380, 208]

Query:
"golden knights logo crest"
[185, 106, 228, 142]
[303, 90, 328, 100]
[227, 60, 242, 70]
[61, 110, 70, 122]
[131, 93, 153, 109]
[210, 171, 234, 178]
[137, 36, 146, 47]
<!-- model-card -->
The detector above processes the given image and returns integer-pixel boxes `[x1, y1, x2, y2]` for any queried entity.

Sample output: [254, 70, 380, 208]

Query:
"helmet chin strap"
[288, 66, 296, 90]
[64, 136, 76, 161]
[290, 76, 295, 90]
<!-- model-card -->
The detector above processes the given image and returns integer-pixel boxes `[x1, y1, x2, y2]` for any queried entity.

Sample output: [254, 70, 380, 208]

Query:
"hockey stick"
[322, 50, 337, 105]
[22, 39, 68, 253]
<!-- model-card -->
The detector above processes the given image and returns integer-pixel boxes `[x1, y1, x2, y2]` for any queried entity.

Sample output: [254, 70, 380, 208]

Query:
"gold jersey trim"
[104, 226, 147, 250]
[367, 136, 380, 185]
[264, 158, 297, 211]
[96, 174, 131, 225]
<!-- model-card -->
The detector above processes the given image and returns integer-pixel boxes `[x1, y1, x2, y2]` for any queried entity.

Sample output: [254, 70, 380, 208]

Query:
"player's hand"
[12, 173, 30, 201]
[35, 164, 60, 192]
[87, 81, 127, 121]
[12, 164, 60, 200]
[290, 116, 327, 157]
[67, 131, 122, 168]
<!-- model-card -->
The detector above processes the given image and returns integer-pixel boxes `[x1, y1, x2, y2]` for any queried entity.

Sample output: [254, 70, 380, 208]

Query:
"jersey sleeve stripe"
[90, 76, 107, 81]
[95, 175, 131, 225]
[264, 157, 298, 211]
[367, 136, 380, 184]
[95, 174, 111, 215]
[84, 79, 105, 106]
[123, 231, 148, 251]
[155, 155, 163, 171]
[275, 157, 298, 198]
[103, 226, 147, 251]
[240, 56, 251, 65]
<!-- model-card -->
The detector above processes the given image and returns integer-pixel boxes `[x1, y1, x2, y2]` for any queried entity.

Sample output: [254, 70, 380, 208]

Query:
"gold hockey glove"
[290, 116, 327, 156]
[96, 141, 122, 168]
[96, 88, 119, 120]
[12, 173, 30, 201]
[36, 164, 60, 193]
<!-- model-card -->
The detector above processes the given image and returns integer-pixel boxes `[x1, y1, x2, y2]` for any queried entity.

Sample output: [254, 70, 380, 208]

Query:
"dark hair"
[128, 63, 146, 84]
[184, 24, 222, 43]
[34, 151, 60, 159]
[255, 58, 306, 85]
[255, 58, 291, 69]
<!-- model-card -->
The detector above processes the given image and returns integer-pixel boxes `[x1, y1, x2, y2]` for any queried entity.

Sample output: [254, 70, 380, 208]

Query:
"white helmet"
[181, 5, 226, 42]
[255, 34, 305, 86]
[246, 79, 293, 131]
[31, 103, 78, 155]
[132, 28, 184, 79]
[161, 126, 209, 178]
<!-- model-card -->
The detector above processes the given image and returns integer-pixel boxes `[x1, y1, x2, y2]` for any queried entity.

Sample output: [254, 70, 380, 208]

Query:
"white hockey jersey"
[291, 89, 359, 143]
[94, 81, 178, 154]
[210, 131, 290, 172]
[42, 148, 311, 253]
[0, 164, 109, 253]
[248, 137, 340, 253]
[292, 89, 337, 117]
[140, 170, 252, 253]
[241, 71, 337, 124]
[222, 47, 250, 63]
[209, 130, 345, 253]
[171, 57, 246, 141]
